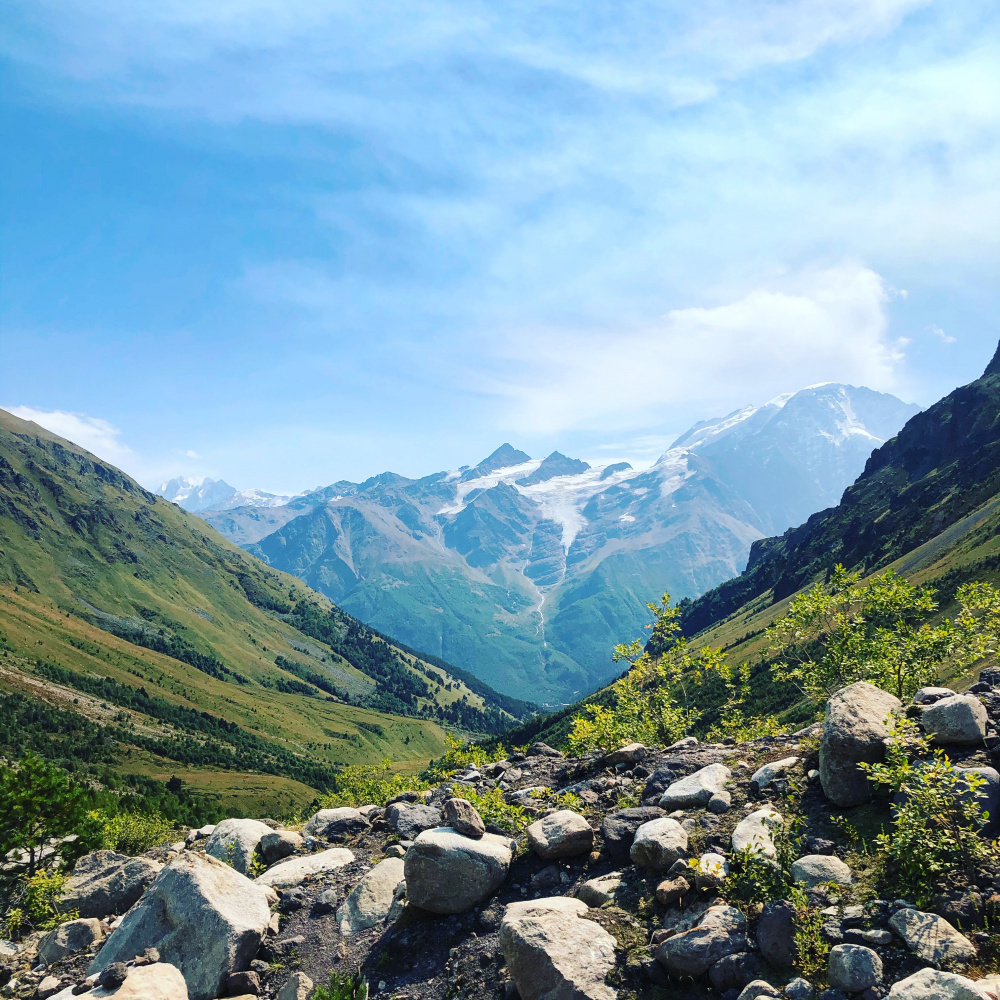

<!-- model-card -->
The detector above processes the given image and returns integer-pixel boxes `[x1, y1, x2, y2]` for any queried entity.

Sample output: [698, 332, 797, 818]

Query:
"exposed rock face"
[922, 694, 988, 745]
[499, 896, 617, 1000]
[889, 907, 977, 966]
[828, 943, 882, 992]
[526, 810, 594, 859]
[600, 807, 665, 863]
[404, 828, 512, 914]
[89, 854, 271, 1000]
[658, 763, 731, 809]
[442, 798, 485, 839]
[820, 682, 901, 807]
[303, 808, 369, 841]
[656, 904, 747, 976]
[255, 848, 355, 888]
[630, 818, 688, 871]
[59, 851, 162, 918]
[260, 830, 303, 864]
[731, 807, 782, 858]
[204, 819, 273, 874]
[38, 918, 104, 966]
[756, 901, 796, 966]
[790, 855, 853, 888]
[886, 968, 989, 999]
[337, 858, 406, 936]
[51, 962, 190, 999]
[386, 803, 444, 841]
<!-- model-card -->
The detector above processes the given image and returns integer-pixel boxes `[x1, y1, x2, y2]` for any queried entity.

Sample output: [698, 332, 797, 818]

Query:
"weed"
[312, 969, 369, 1000]
[790, 885, 830, 979]
[450, 784, 527, 836]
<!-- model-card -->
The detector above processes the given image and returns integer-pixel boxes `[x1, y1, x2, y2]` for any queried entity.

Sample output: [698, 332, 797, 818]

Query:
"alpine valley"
[185, 384, 919, 704]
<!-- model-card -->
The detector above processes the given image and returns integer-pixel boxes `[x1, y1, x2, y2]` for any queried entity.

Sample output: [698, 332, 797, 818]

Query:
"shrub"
[451, 784, 527, 836]
[424, 734, 503, 781]
[313, 969, 368, 1000]
[321, 759, 428, 809]
[3, 869, 76, 936]
[102, 811, 176, 855]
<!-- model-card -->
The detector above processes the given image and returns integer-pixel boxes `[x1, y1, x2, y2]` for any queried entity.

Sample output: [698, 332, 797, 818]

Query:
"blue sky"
[2, 0, 998, 492]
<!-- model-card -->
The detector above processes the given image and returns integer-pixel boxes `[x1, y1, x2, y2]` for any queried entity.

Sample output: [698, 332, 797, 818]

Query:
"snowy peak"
[516, 451, 591, 487]
[157, 476, 237, 513]
[461, 443, 532, 481]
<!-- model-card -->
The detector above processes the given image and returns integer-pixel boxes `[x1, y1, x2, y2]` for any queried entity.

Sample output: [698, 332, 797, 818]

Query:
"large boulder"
[38, 918, 104, 966]
[820, 682, 901, 807]
[600, 807, 664, 863]
[756, 901, 796, 966]
[887, 968, 989, 999]
[89, 853, 271, 1000]
[526, 811, 594, 859]
[204, 819, 272, 874]
[731, 807, 782, 858]
[922, 694, 988, 745]
[404, 827, 512, 914]
[254, 848, 355, 888]
[259, 830, 302, 864]
[630, 818, 688, 871]
[955, 766, 1000, 836]
[337, 858, 405, 936]
[386, 803, 443, 841]
[59, 851, 162, 919]
[656, 904, 747, 976]
[889, 907, 977, 966]
[302, 807, 369, 841]
[51, 962, 189, 999]
[658, 763, 731, 809]
[828, 943, 881, 992]
[790, 855, 853, 888]
[499, 896, 616, 1000]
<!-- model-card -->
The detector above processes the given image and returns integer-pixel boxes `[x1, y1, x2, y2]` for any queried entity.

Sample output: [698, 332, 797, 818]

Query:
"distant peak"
[515, 451, 590, 487]
[984, 340, 1000, 379]
[473, 443, 532, 475]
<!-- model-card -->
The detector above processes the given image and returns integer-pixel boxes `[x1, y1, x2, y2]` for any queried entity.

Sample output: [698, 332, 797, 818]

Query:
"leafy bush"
[3, 869, 77, 936]
[102, 811, 176, 855]
[424, 734, 504, 781]
[451, 784, 527, 836]
[321, 759, 428, 809]
[313, 969, 368, 1000]
[789, 884, 830, 977]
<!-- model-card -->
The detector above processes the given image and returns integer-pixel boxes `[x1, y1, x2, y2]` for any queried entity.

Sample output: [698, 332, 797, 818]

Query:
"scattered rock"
[693, 852, 729, 891]
[791, 855, 853, 888]
[526, 810, 594, 859]
[736, 983, 783, 1000]
[655, 875, 690, 905]
[38, 917, 104, 966]
[913, 687, 956, 705]
[605, 743, 646, 766]
[708, 952, 760, 992]
[889, 907, 977, 966]
[276, 972, 314, 1000]
[630, 817, 688, 871]
[886, 968, 988, 998]
[226, 970, 261, 996]
[499, 895, 616, 1000]
[186, 824, 216, 845]
[259, 831, 302, 865]
[302, 808, 369, 841]
[58, 851, 163, 919]
[442, 798, 485, 839]
[386, 803, 444, 841]
[656, 903, 747, 976]
[578, 873, 623, 908]
[731, 806, 782, 858]
[828, 944, 881, 992]
[254, 848, 355, 888]
[37, 976, 64, 999]
[756, 901, 796, 967]
[658, 763, 731, 809]
[204, 819, 273, 875]
[600, 807, 665, 863]
[708, 790, 732, 813]
[955, 767, 1000, 835]
[751, 756, 799, 792]
[337, 858, 406, 936]
[527, 743, 564, 758]
[99, 963, 128, 989]
[784, 977, 815, 999]
[922, 694, 988, 745]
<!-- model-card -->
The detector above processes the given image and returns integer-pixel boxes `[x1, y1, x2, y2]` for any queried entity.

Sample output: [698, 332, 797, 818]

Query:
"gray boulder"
[913, 686, 956, 705]
[656, 903, 747, 976]
[38, 917, 103, 966]
[386, 802, 443, 841]
[600, 807, 665, 863]
[791, 855, 853, 888]
[89, 853, 271, 1000]
[750, 756, 799, 792]
[260, 830, 302, 864]
[889, 907, 976, 966]
[922, 694, 988, 745]
[735, 983, 783, 1000]
[404, 827, 512, 914]
[302, 807, 369, 840]
[756, 901, 796, 966]
[708, 952, 760, 992]
[887, 968, 989, 998]
[828, 944, 881, 992]
[605, 743, 647, 766]
[255, 848, 355, 888]
[630, 818, 688, 871]
[59, 851, 162, 918]
[731, 806, 782, 858]
[783, 979, 815, 1000]
[578, 873, 623, 908]
[276, 972, 314, 1000]
[820, 681, 901, 807]
[51, 962, 189, 999]
[955, 766, 1000, 835]
[658, 763, 731, 809]
[204, 818, 272, 874]
[500, 895, 616, 1000]
[442, 798, 485, 839]
[526, 810, 594, 859]
[337, 858, 405, 936]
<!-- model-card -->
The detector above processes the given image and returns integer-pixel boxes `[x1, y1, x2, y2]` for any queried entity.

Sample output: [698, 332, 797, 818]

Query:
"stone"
[913, 686, 956, 705]
[59, 851, 163, 919]
[655, 875, 690, 905]
[404, 827, 512, 914]
[887, 968, 988, 999]
[442, 798, 486, 839]
[89, 853, 271, 1000]
[922, 694, 988, 745]
[828, 944, 881, 992]
[385, 844, 406, 858]
[630, 817, 688, 871]
[600, 807, 665, 863]
[226, 970, 261, 995]
[186, 824, 216, 845]
[784, 978, 815, 999]
[254, 848, 355, 888]
[526, 811, 594, 859]
[656, 904, 747, 976]
[578, 873, 623, 907]
[499, 895, 616, 1000]
[527, 742, 564, 758]
[889, 907, 977, 965]
[659, 763, 731, 809]
[312, 888, 338, 914]
[751, 756, 799, 792]
[276, 972, 314, 1000]
[100, 964, 128, 989]
[337, 858, 405, 936]
[693, 852, 729, 891]
[259, 831, 302, 865]
[54, 963, 191, 1000]
[708, 790, 732, 813]
[38, 977, 63, 999]
[38, 917, 104, 966]
[302, 808, 369, 841]
[790, 855, 853, 888]
[955, 767, 1000, 836]
[204, 819, 272, 875]
[605, 743, 646, 766]
[736, 984, 782, 1000]
[731, 807, 782, 858]
[757, 901, 796, 966]
[820, 682, 901, 807]
[385, 803, 443, 841]
[708, 952, 760, 992]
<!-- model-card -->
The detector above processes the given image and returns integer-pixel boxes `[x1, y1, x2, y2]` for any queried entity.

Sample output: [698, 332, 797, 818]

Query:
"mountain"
[0, 410, 534, 818]
[158, 476, 238, 512]
[199, 383, 917, 704]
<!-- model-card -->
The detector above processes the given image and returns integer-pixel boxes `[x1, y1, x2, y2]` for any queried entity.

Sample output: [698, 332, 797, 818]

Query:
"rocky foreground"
[5, 676, 1000, 1000]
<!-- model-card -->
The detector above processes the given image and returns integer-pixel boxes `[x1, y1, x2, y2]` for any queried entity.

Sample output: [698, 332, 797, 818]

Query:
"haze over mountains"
[165, 383, 919, 704]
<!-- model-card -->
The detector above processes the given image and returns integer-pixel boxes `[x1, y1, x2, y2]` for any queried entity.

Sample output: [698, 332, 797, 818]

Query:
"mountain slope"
[0, 410, 533, 816]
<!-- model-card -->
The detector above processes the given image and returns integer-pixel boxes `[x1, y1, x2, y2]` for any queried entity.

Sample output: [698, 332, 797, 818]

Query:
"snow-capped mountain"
[157, 476, 237, 513]
[200, 383, 920, 703]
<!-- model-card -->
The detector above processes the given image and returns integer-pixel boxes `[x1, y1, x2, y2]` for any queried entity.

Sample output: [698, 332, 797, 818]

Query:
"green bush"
[313, 969, 368, 1000]
[321, 759, 428, 809]
[2, 869, 77, 937]
[102, 811, 176, 855]
[451, 784, 527, 836]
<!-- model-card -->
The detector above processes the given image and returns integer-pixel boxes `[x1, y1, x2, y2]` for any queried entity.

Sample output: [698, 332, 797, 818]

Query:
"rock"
[276, 973, 314, 1000]
[442, 798, 485, 839]
[527, 743, 564, 758]
[526, 811, 594, 859]
[708, 952, 760, 992]
[955, 767, 1000, 835]
[828, 944, 881, 992]
[226, 970, 261, 996]
[185, 824, 216, 845]
[731, 807, 782, 858]
[655, 875, 690, 905]
[254, 848, 355, 888]
[204, 819, 272, 875]
[922, 694, 988, 745]
[337, 858, 405, 936]
[756, 901, 797, 966]
[605, 743, 646, 766]
[385, 844, 406, 859]
[38, 917, 104, 966]
[784, 978, 815, 999]
[751, 757, 799, 792]
[259, 831, 302, 865]
[100, 964, 128, 989]
[630, 817, 688, 871]
[57, 963, 191, 999]
[887, 968, 988, 998]
[889, 907, 977, 965]
[693, 852, 729, 891]
[404, 828, 512, 914]
[89, 853, 271, 1000]
[659, 763, 731, 809]
[708, 790, 732, 813]
[499, 895, 616, 1000]
[578, 873, 623, 907]
[38, 976, 64, 999]
[913, 686, 956, 705]
[386, 803, 443, 841]
[58, 851, 163, 919]
[600, 807, 665, 863]
[302, 808, 369, 841]
[790, 855, 853, 888]
[736, 984, 783, 1000]
[656, 904, 747, 976]
[820, 682, 901, 807]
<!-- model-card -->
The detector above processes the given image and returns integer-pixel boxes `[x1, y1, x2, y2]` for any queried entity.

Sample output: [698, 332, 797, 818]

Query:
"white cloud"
[5, 406, 137, 467]
[928, 324, 956, 344]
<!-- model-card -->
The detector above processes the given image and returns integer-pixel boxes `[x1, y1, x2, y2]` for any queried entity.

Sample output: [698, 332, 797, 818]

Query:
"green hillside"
[0, 410, 534, 819]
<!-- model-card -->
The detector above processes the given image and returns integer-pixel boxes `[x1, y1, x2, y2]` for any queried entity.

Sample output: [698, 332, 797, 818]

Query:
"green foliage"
[789, 884, 830, 978]
[322, 759, 428, 809]
[424, 734, 502, 780]
[860, 717, 993, 904]
[704, 661, 787, 742]
[102, 810, 176, 855]
[312, 969, 369, 1000]
[451, 784, 527, 836]
[3, 869, 76, 936]
[722, 846, 793, 908]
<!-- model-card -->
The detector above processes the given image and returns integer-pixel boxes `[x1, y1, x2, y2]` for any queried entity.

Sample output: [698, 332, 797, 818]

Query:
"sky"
[2, 0, 998, 493]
